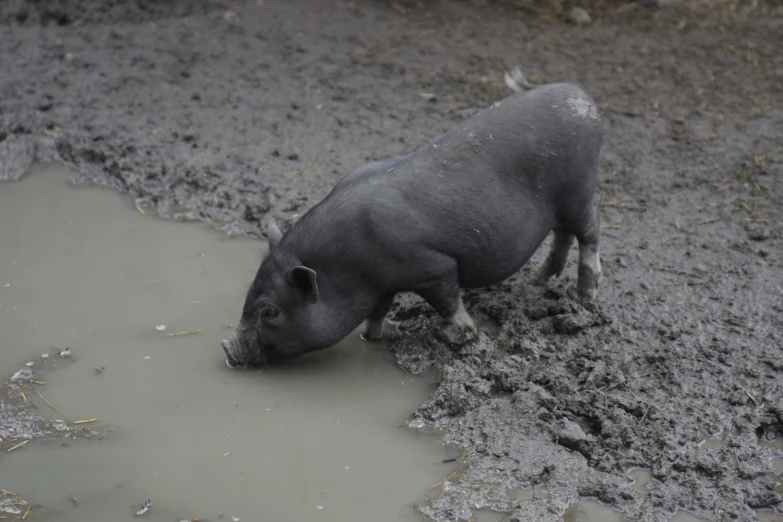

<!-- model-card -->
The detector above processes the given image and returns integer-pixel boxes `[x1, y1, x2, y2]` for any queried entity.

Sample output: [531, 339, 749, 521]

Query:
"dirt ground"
[1, 0, 782, 520]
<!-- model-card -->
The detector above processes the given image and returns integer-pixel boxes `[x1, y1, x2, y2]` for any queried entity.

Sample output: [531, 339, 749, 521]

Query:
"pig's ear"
[266, 221, 283, 251]
[287, 266, 319, 304]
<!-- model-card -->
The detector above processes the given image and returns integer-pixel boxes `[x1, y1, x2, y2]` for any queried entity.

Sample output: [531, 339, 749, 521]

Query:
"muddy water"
[0, 163, 456, 521]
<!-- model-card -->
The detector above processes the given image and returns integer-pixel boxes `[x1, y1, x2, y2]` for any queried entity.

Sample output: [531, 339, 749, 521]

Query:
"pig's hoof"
[577, 285, 597, 302]
[361, 321, 384, 341]
[446, 314, 476, 330]
[577, 255, 602, 302]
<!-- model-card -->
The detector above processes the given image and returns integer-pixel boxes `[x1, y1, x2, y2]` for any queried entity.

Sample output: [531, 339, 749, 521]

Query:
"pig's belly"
[453, 215, 555, 289]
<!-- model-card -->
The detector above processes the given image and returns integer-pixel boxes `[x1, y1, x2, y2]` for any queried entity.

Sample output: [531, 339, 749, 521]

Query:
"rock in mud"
[550, 418, 594, 453]
[566, 7, 591, 25]
[434, 323, 479, 350]
[745, 223, 770, 241]
[0, 135, 38, 181]
[512, 384, 558, 411]
[552, 313, 593, 334]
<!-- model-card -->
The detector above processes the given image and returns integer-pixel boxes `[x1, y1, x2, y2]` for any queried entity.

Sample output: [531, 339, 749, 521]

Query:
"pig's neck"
[276, 246, 380, 347]
[312, 269, 381, 344]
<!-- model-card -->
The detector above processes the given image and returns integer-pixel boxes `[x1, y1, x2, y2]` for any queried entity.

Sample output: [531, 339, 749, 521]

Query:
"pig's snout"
[222, 330, 266, 368]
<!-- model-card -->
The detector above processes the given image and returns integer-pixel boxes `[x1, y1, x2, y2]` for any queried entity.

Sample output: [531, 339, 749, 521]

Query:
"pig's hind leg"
[534, 228, 575, 285]
[533, 199, 602, 301]
[574, 203, 602, 301]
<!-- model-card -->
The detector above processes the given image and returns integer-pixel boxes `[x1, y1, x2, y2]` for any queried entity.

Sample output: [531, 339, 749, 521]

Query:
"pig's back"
[375, 83, 603, 286]
[296, 83, 602, 289]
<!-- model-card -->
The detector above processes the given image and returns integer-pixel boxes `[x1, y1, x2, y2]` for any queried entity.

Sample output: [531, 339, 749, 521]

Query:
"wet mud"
[1, 0, 783, 520]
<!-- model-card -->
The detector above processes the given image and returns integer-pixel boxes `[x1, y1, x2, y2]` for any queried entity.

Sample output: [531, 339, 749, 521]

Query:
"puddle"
[0, 163, 457, 521]
[507, 486, 537, 502]
[761, 436, 783, 450]
[505, 480, 710, 522]
[564, 499, 625, 522]
[698, 426, 727, 451]
[477, 317, 500, 336]
[699, 438, 725, 451]
[470, 509, 506, 522]
[564, 498, 709, 522]
[628, 467, 656, 495]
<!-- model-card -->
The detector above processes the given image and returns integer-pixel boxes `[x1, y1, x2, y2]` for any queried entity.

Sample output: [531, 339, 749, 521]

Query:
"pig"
[223, 79, 603, 368]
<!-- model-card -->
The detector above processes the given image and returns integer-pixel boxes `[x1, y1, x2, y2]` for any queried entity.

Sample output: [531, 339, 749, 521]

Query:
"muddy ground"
[1, 0, 782, 520]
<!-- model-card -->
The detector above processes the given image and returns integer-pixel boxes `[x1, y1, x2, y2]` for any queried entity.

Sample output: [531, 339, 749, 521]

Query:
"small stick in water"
[73, 419, 97, 425]
[22, 505, 32, 520]
[429, 450, 468, 490]
[7, 440, 29, 452]
[31, 385, 64, 416]
[164, 330, 201, 337]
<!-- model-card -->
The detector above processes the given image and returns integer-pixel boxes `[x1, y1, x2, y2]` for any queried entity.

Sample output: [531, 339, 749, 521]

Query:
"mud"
[1, 0, 783, 520]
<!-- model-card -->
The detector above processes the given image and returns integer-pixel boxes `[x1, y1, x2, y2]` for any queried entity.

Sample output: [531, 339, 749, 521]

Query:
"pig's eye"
[260, 307, 280, 322]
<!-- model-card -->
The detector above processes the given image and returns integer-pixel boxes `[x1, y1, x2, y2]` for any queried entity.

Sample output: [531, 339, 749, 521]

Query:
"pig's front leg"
[361, 293, 396, 341]
[445, 298, 474, 329]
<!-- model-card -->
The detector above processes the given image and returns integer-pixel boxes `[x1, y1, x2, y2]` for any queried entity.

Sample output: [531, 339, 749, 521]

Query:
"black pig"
[223, 82, 603, 367]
